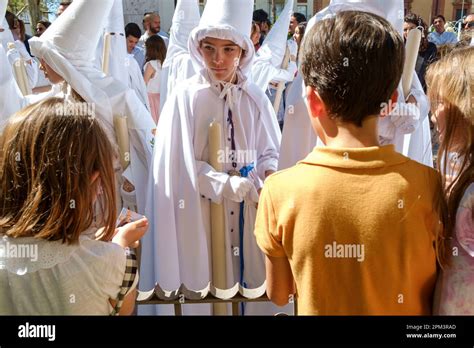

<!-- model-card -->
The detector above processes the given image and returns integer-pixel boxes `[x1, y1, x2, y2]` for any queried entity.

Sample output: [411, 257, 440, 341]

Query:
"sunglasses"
[466, 21, 474, 28]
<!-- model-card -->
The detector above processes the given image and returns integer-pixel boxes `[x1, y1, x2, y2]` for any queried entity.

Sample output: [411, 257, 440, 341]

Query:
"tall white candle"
[102, 33, 112, 75]
[208, 120, 227, 315]
[402, 28, 422, 99]
[273, 46, 290, 115]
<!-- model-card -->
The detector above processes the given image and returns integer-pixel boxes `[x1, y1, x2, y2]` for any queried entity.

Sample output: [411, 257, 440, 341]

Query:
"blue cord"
[238, 162, 254, 315]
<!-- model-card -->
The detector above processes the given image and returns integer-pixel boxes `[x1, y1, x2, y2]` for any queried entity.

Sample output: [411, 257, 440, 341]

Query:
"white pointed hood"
[0, 0, 6, 20]
[29, 0, 115, 131]
[31, 0, 113, 64]
[0, 0, 15, 49]
[163, 0, 200, 69]
[307, 0, 403, 35]
[103, 0, 128, 85]
[0, 44, 24, 128]
[188, 0, 255, 75]
[257, 0, 294, 67]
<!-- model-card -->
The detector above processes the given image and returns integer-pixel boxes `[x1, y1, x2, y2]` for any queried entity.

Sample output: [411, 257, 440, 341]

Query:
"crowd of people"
[0, 0, 473, 317]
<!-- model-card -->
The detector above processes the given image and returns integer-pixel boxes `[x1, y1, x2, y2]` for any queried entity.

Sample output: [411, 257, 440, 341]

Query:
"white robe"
[159, 0, 200, 111]
[379, 73, 432, 167]
[140, 70, 281, 315]
[126, 53, 150, 111]
[0, 44, 25, 128]
[84, 72, 155, 214]
[6, 41, 39, 91]
[251, 58, 297, 93]
[278, 72, 317, 170]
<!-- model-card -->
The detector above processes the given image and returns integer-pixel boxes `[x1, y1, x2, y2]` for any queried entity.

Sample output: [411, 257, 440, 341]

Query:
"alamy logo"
[18, 322, 56, 341]
[55, 101, 95, 117]
[217, 147, 257, 164]
[324, 241, 365, 262]
[0, 242, 38, 262]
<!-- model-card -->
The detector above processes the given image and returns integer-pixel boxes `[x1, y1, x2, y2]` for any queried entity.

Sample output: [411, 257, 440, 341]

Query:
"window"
[297, 5, 308, 19]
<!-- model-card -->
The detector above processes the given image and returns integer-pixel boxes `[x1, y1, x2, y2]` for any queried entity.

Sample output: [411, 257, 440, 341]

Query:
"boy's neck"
[324, 116, 380, 148]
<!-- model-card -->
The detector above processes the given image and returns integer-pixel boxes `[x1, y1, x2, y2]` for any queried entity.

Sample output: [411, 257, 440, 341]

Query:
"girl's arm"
[109, 218, 148, 315]
[143, 62, 156, 85]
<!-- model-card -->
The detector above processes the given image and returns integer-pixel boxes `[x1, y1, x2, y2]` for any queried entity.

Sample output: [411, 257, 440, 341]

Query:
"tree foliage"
[7, 0, 59, 27]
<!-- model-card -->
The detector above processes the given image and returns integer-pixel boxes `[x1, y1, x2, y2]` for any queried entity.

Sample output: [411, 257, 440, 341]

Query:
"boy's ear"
[306, 86, 327, 119]
[391, 89, 399, 105]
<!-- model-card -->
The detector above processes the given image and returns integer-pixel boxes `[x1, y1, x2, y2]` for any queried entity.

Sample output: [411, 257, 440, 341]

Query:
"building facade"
[122, 0, 473, 34]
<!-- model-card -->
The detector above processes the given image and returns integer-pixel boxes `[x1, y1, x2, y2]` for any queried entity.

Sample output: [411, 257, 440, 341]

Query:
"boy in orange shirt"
[254, 11, 443, 315]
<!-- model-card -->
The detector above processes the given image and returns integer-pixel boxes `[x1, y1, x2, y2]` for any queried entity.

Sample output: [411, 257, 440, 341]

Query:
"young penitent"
[141, 0, 281, 315]
[255, 11, 444, 315]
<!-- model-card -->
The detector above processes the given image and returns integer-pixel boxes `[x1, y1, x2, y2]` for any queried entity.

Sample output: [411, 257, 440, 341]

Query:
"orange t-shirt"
[255, 145, 441, 315]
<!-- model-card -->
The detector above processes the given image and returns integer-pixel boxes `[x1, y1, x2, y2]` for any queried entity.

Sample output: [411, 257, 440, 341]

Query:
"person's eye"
[203, 45, 214, 52]
[224, 47, 236, 53]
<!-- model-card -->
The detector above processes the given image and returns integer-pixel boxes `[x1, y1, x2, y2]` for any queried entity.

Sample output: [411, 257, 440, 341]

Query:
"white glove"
[14, 41, 32, 62]
[246, 184, 260, 204]
[378, 115, 396, 141]
[287, 39, 298, 58]
[6, 46, 21, 65]
[222, 176, 254, 203]
[389, 102, 420, 135]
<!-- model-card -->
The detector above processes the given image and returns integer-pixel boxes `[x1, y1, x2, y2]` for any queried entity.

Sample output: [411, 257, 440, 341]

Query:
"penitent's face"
[40, 59, 64, 84]
[199, 37, 243, 83]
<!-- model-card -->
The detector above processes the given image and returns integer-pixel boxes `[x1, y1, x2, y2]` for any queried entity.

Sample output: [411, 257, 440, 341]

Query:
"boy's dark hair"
[125, 22, 142, 39]
[300, 11, 404, 127]
[292, 12, 307, 24]
[5, 11, 17, 30]
[433, 14, 446, 23]
[38, 20, 51, 28]
[253, 9, 269, 24]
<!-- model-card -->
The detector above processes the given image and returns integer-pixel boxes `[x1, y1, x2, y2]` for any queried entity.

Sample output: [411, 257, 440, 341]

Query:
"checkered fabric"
[110, 248, 138, 316]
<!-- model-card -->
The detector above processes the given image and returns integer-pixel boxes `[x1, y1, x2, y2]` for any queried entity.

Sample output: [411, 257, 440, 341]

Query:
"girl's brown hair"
[145, 35, 167, 64]
[0, 97, 117, 244]
[426, 46, 474, 268]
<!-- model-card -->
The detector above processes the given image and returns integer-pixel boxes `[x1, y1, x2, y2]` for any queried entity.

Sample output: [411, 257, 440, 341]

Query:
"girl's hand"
[112, 217, 149, 248]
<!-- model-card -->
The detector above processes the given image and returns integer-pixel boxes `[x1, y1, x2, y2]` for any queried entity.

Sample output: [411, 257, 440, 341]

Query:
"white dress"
[0, 229, 136, 315]
[144, 60, 161, 94]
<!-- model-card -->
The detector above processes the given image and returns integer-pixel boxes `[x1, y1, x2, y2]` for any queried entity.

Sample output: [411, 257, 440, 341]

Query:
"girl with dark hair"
[144, 35, 167, 124]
